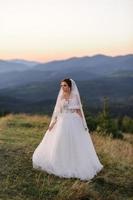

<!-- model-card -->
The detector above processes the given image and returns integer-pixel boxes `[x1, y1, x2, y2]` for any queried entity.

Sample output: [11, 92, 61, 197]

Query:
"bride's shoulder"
[71, 93, 78, 98]
[69, 93, 78, 101]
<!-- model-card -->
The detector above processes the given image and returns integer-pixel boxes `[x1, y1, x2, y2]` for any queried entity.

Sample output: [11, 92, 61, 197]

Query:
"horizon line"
[0, 53, 133, 63]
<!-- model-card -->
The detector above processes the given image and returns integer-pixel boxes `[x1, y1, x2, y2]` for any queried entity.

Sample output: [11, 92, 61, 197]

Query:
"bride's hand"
[48, 125, 54, 131]
[48, 122, 56, 131]
[76, 109, 83, 118]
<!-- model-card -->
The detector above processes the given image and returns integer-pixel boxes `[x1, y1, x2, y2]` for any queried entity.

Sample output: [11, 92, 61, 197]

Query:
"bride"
[32, 78, 103, 181]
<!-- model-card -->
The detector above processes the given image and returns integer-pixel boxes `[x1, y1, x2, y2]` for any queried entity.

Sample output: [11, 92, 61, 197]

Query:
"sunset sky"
[0, 0, 133, 62]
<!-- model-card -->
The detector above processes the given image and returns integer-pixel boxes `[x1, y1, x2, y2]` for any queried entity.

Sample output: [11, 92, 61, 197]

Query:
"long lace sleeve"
[49, 97, 62, 126]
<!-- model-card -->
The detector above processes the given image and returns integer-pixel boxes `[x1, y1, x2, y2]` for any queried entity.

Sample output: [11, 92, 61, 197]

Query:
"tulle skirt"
[32, 112, 103, 181]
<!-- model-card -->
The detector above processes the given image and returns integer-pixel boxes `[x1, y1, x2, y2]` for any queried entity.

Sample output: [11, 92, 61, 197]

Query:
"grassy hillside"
[0, 114, 132, 200]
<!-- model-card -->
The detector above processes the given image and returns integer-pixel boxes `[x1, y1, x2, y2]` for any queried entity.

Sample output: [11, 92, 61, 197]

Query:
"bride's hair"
[61, 78, 72, 90]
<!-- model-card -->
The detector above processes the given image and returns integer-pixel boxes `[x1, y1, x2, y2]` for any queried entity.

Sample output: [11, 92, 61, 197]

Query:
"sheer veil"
[49, 78, 89, 132]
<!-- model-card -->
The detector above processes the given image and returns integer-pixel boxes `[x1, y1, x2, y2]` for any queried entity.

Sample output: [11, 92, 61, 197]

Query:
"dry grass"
[92, 133, 133, 166]
[0, 113, 50, 128]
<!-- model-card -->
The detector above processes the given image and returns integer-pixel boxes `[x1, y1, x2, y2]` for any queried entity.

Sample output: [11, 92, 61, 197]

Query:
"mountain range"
[0, 54, 133, 116]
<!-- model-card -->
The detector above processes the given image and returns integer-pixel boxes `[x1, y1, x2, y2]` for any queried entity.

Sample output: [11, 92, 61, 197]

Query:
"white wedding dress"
[32, 93, 103, 181]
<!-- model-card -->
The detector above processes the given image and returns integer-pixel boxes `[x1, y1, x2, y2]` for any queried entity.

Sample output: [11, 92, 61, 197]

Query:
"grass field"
[0, 113, 132, 200]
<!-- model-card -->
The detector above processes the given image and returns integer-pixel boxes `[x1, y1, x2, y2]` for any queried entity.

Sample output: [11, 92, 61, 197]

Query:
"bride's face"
[61, 81, 70, 93]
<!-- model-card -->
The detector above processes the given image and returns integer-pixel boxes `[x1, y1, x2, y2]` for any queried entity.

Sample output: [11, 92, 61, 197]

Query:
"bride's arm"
[72, 94, 83, 118]
[75, 109, 83, 118]
[48, 98, 62, 131]
[48, 117, 57, 131]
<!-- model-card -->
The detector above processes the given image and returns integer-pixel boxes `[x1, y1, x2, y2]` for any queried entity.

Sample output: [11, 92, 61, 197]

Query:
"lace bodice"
[61, 99, 69, 111]
[60, 95, 81, 113]
[60, 99, 71, 113]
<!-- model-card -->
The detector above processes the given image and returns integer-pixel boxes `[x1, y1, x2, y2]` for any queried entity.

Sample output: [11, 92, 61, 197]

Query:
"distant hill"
[0, 60, 30, 73]
[33, 54, 133, 76]
[8, 59, 41, 66]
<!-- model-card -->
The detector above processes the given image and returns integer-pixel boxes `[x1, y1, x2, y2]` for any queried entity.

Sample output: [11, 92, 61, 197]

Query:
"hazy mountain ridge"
[0, 59, 42, 73]
[33, 54, 133, 73]
[0, 59, 32, 73]
[8, 59, 41, 66]
[0, 54, 133, 89]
